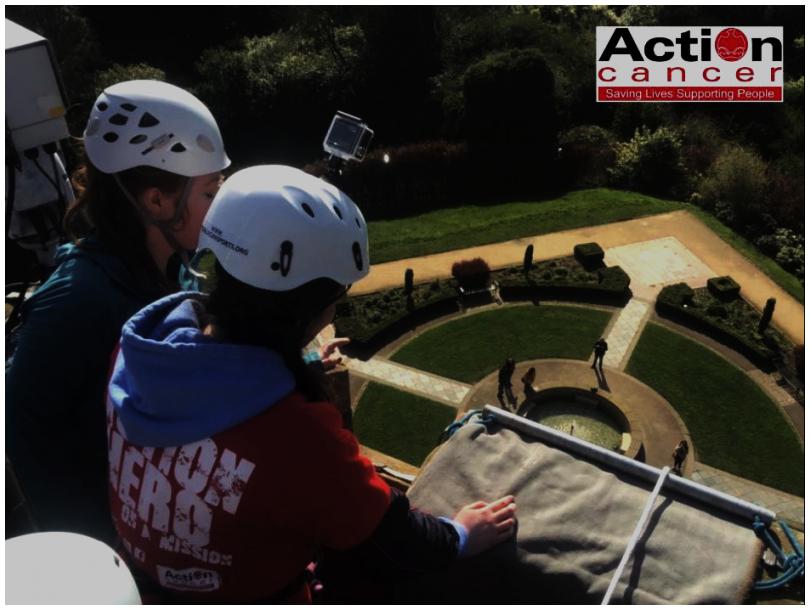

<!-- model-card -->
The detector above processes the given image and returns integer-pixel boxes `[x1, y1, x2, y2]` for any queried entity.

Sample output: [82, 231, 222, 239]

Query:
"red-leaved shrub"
[452, 258, 491, 290]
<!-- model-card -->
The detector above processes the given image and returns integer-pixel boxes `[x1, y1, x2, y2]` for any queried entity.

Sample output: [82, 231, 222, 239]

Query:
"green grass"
[627, 323, 804, 496]
[368, 188, 679, 264]
[391, 304, 612, 383]
[354, 382, 456, 466]
[367, 187, 804, 304]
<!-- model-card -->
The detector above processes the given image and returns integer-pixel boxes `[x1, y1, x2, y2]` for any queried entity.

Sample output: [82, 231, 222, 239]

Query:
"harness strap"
[601, 466, 671, 604]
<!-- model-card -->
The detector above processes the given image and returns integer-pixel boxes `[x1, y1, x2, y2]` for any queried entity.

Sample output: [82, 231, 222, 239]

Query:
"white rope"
[601, 466, 671, 605]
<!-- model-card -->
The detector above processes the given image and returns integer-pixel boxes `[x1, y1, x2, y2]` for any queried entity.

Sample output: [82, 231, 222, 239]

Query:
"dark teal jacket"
[6, 239, 160, 544]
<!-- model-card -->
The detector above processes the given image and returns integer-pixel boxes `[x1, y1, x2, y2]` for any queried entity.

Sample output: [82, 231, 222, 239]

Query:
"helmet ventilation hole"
[355, 217, 361, 229]
[103, 132, 119, 143]
[271, 262, 280, 271]
[170, 143, 187, 153]
[301, 203, 315, 218]
[120, 103, 137, 112]
[196, 135, 215, 153]
[352, 241, 363, 271]
[138, 112, 160, 128]
[333, 205, 343, 220]
[96, 102, 108, 112]
[279, 241, 294, 277]
[109, 113, 128, 126]
[129, 134, 148, 145]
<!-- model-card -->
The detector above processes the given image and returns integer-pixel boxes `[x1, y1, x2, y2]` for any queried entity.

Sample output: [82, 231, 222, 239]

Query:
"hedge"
[334, 279, 459, 350]
[707, 276, 741, 302]
[573, 242, 605, 269]
[656, 284, 792, 370]
[495, 257, 631, 305]
[334, 257, 632, 351]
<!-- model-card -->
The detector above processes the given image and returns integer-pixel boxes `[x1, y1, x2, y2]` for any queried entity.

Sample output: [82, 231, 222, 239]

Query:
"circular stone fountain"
[520, 387, 642, 458]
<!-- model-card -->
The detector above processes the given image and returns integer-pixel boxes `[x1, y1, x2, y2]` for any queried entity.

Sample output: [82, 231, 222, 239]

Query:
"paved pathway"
[602, 298, 651, 370]
[353, 211, 803, 344]
[691, 463, 805, 531]
[346, 357, 471, 407]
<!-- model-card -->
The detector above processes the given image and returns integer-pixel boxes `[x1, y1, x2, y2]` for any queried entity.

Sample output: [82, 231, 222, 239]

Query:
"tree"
[462, 48, 557, 195]
[610, 127, 687, 198]
[698, 146, 770, 235]
[93, 64, 166, 97]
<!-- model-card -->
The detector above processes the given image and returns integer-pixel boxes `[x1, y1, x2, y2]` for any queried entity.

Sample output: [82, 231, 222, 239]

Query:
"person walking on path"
[497, 358, 517, 411]
[521, 367, 537, 402]
[591, 338, 608, 371]
[672, 440, 689, 474]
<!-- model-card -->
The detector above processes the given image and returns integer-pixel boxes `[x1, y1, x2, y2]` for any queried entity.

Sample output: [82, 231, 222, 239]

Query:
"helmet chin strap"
[113, 174, 196, 273]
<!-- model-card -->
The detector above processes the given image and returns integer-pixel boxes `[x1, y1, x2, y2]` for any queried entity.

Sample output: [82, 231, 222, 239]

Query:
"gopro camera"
[323, 111, 374, 163]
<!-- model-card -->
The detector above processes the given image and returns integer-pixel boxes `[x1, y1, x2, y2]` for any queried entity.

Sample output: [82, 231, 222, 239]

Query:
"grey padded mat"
[405, 422, 762, 604]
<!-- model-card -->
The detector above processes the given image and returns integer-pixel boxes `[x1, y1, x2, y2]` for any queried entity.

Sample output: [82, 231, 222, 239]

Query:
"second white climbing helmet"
[196, 165, 369, 291]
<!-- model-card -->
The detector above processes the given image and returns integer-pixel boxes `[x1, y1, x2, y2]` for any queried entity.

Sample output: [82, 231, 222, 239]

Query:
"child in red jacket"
[107, 165, 517, 602]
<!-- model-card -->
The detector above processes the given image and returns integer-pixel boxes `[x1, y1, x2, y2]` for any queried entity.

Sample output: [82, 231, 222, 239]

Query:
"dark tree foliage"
[462, 48, 558, 199]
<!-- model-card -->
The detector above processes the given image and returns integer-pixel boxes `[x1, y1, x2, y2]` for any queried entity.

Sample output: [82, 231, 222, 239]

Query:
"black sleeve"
[316, 488, 459, 595]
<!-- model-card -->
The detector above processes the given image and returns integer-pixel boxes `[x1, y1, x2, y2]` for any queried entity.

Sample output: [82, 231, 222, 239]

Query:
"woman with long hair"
[6, 80, 230, 544]
[106, 165, 517, 602]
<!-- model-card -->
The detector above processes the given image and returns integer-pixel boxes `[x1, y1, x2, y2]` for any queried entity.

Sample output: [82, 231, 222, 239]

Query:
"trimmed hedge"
[334, 256, 632, 351]
[707, 276, 741, 302]
[574, 242, 605, 269]
[334, 279, 458, 349]
[495, 257, 631, 305]
[657, 284, 792, 370]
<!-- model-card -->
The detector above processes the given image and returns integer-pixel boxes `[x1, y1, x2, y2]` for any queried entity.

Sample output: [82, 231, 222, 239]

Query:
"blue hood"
[109, 292, 296, 447]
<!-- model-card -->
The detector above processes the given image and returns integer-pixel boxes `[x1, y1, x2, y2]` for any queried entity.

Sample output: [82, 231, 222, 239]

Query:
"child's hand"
[453, 495, 517, 557]
[319, 337, 350, 370]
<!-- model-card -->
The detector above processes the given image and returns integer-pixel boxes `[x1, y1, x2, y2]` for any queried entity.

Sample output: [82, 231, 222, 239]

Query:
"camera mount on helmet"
[322, 111, 374, 182]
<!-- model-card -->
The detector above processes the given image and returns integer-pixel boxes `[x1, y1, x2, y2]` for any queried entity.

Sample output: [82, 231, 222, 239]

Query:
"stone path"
[601, 298, 652, 370]
[346, 357, 471, 407]
[691, 463, 805, 531]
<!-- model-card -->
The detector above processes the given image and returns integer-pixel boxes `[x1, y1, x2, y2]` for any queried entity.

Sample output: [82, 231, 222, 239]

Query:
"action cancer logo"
[715, 27, 748, 62]
[596, 26, 783, 103]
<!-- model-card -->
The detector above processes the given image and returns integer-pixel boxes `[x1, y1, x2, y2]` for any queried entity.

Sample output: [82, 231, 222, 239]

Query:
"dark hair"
[65, 158, 187, 299]
[206, 261, 345, 402]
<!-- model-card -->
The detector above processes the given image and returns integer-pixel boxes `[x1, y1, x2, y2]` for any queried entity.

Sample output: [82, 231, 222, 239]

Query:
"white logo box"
[596, 26, 783, 102]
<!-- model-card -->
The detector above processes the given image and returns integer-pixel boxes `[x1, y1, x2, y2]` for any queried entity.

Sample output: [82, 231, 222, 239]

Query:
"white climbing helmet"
[196, 165, 369, 291]
[5, 532, 141, 604]
[84, 80, 230, 176]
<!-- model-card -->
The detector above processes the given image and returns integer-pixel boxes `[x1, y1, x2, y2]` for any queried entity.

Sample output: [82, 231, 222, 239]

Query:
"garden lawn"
[627, 323, 803, 497]
[367, 188, 804, 303]
[368, 188, 677, 264]
[391, 304, 612, 383]
[354, 382, 456, 467]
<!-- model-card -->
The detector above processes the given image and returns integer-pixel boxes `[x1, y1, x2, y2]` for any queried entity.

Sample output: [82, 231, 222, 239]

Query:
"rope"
[601, 466, 671, 605]
[753, 517, 805, 591]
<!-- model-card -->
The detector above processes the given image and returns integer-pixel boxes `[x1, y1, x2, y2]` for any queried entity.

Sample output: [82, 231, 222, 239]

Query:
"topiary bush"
[573, 242, 605, 269]
[707, 276, 741, 302]
[451, 258, 491, 291]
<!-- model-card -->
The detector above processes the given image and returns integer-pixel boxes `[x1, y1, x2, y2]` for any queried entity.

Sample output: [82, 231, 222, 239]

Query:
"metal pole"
[482, 405, 775, 525]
